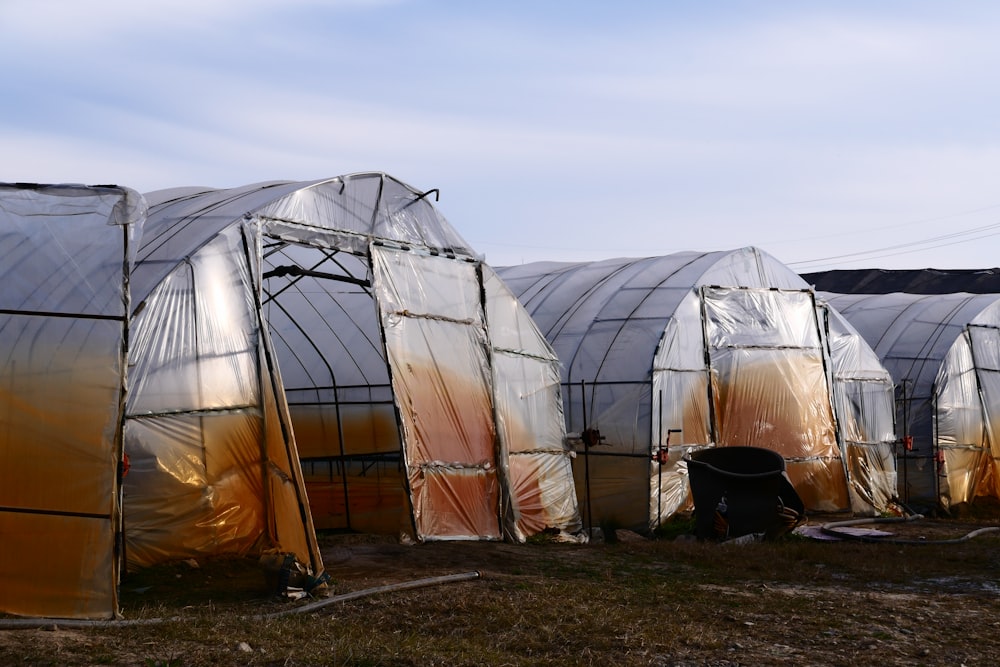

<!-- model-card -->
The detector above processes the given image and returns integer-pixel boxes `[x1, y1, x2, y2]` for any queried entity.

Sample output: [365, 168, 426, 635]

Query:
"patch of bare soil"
[2, 513, 1000, 666]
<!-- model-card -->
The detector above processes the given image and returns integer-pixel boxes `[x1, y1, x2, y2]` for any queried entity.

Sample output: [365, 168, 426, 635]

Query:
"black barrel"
[685, 446, 805, 540]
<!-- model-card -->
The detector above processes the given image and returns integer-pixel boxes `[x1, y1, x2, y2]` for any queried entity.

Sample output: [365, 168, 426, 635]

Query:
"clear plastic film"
[0, 184, 143, 315]
[484, 266, 582, 538]
[125, 225, 321, 574]
[831, 378, 897, 513]
[373, 246, 501, 540]
[701, 287, 847, 512]
[711, 347, 839, 458]
[0, 184, 142, 619]
[964, 326, 1000, 503]
[256, 174, 475, 257]
[936, 325, 1000, 508]
[129, 228, 258, 414]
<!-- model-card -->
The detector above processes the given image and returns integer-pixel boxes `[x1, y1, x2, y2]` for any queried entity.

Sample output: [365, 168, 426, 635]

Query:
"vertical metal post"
[580, 380, 592, 538]
[901, 379, 910, 504]
[657, 389, 663, 529]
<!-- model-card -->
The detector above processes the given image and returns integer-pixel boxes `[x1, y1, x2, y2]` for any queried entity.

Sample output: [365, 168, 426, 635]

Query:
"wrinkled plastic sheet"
[125, 226, 321, 574]
[492, 352, 581, 536]
[936, 325, 1000, 507]
[828, 377, 897, 514]
[713, 348, 840, 459]
[374, 247, 502, 539]
[649, 451, 695, 529]
[845, 441, 898, 513]
[485, 266, 582, 536]
[644, 286, 851, 521]
[257, 175, 474, 256]
[125, 230, 264, 567]
[129, 229, 259, 415]
[0, 184, 143, 315]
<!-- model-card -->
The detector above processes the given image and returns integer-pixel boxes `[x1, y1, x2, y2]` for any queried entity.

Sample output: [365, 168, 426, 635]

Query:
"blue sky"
[4, 1, 1000, 270]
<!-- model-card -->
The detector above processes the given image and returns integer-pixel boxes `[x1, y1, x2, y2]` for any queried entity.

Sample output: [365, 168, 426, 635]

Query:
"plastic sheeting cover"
[937, 323, 1000, 507]
[483, 266, 581, 538]
[0, 183, 143, 619]
[373, 247, 501, 540]
[125, 221, 321, 574]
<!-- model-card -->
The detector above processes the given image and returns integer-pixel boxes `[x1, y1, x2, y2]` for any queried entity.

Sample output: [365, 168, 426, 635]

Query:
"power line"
[789, 220, 1000, 268]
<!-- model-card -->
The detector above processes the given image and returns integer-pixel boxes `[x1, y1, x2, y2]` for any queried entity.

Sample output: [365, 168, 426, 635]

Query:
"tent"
[498, 247, 897, 533]
[820, 292, 1000, 510]
[0, 183, 143, 619]
[128, 172, 581, 558]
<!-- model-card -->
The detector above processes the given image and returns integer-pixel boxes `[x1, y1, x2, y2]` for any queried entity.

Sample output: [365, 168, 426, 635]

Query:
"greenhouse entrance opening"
[259, 235, 507, 541]
[261, 238, 408, 536]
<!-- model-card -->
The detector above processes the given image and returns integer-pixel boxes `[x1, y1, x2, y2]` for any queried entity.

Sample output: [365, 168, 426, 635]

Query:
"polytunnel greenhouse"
[129, 172, 581, 561]
[820, 292, 1000, 511]
[0, 173, 582, 620]
[1, 182, 328, 620]
[497, 247, 898, 534]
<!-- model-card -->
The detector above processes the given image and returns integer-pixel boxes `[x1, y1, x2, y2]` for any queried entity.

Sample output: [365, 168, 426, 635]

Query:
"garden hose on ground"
[820, 514, 1000, 545]
[0, 570, 483, 629]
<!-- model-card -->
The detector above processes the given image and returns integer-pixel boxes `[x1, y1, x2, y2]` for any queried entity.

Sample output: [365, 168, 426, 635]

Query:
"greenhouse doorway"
[260, 238, 409, 536]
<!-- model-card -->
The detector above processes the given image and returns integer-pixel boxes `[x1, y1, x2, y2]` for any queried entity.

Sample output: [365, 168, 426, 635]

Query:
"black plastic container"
[685, 446, 805, 540]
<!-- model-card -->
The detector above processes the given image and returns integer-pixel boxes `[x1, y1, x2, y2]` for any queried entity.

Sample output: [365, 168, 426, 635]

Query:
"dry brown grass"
[3, 511, 1000, 666]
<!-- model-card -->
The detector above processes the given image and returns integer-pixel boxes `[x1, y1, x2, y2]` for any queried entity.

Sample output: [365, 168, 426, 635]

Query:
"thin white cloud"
[5, 2, 1000, 269]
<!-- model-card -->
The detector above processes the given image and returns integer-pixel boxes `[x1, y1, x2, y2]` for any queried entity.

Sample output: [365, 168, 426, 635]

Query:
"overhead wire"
[789, 219, 1000, 269]
[478, 203, 1000, 269]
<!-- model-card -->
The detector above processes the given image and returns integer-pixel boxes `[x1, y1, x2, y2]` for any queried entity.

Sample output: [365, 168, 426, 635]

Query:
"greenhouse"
[1, 173, 581, 620]
[128, 172, 581, 562]
[820, 292, 1000, 510]
[497, 247, 898, 533]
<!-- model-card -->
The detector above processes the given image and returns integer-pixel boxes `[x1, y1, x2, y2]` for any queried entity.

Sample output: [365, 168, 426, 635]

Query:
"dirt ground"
[3, 513, 1000, 666]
